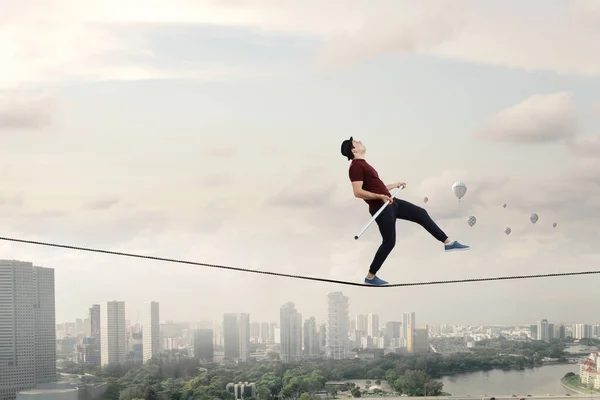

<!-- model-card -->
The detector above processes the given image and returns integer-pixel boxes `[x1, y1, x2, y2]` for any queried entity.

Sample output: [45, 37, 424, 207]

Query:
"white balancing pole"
[354, 181, 407, 240]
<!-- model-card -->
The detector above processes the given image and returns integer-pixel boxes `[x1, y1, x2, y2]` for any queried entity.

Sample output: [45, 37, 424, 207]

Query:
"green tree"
[395, 370, 443, 396]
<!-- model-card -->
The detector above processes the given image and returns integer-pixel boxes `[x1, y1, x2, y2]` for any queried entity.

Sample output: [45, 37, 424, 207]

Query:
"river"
[439, 363, 581, 396]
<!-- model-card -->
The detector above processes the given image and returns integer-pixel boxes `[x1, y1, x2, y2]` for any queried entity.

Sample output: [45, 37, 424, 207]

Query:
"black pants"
[368, 199, 448, 274]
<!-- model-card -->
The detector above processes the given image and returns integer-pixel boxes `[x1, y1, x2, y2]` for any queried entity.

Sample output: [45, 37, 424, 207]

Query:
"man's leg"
[365, 205, 396, 285]
[393, 199, 470, 251]
[394, 199, 448, 242]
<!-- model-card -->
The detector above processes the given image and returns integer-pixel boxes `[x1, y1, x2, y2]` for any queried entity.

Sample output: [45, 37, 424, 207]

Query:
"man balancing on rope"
[341, 137, 470, 286]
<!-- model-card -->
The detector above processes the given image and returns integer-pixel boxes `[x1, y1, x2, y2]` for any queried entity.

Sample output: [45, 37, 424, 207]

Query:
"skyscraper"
[143, 301, 160, 363]
[403, 312, 415, 339]
[194, 329, 214, 363]
[222, 313, 250, 362]
[0, 260, 56, 400]
[100, 301, 126, 366]
[238, 313, 250, 362]
[280, 302, 302, 362]
[367, 313, 379, 337]
[223, 313, 239, 361]
[326, 292, 350, 360]
[303, 317, 319, 357]
[89, 305, 101, 341]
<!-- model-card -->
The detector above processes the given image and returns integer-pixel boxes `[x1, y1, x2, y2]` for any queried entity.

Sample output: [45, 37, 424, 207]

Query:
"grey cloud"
[83, 197, 120, 210]
[318, 1, 468, 68]
[199, 173, 233, 187]
[0, 91, 55, 130]
[202, 145, 238, 158]
[475, 92, 578, 143]
[265, 166, 338, 208]
[0, 193, 24, 207]
[565, 134, 600, 157]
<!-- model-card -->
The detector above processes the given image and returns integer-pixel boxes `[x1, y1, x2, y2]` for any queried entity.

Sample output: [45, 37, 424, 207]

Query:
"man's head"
[341, 137, 365, 160]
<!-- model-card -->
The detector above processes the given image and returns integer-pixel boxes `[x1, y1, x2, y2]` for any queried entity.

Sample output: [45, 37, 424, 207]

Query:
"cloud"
[0, 91, 55, 130]
[2, 0, 600, 89]
[475, 92, 578, 143]
[83, 197, 120, 211]
[318, 1, 468, 68]
[0, 193, 24, 207]
[565, 134, 600, 157]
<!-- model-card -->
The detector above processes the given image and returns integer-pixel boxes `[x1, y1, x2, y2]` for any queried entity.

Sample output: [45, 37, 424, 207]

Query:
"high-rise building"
[403, 312, 415, 339]
[326, 292, 350, 360]
[238, 313, 250, 362]
[318, 323, 327, 353]
[280, 303, 302, 362]
[414, 326, 429, 353]
[303, 317, 319, 357]
[0, 260, 56, 400]
[100, 301, 126, 366]
[355, 314, 368, 333]
[367, 313, 379, 337]
[90, 305, 101, 341]
[385, 321, 402, 345]
[223, 314, 240, 360]
[223, 313, 250, 362]
[143, 301, 160, 363]
[194, 329, 214, 363]
[260, 322, 271, 344]
[250, 321, 260, 343]
[537, 319, 553, 342]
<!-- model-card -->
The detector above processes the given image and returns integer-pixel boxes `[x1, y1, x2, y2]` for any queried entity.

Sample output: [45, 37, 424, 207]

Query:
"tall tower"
[280, 302, 302, 362]
[0, 260, 56, 400]
[326, 292, 349, 360]
[303, 317, 319, 357]
[367, 313, 379, 337]
[403, 312, 415, 339]
[100, 301, 126, 366]
[143, 301, 160, 363]
[238, 313, 250, 362]
[223, 313, 239, 361]
[32, 266, 56, 383]
[89, 305, 101, 341]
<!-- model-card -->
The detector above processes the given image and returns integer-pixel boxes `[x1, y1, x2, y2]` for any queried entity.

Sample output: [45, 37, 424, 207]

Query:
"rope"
[0, 235, 598, 287]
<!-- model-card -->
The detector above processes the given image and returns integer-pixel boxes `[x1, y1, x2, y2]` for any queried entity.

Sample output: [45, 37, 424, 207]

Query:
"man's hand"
[386, 181, 407, 190]
[379, 194, 394, 204]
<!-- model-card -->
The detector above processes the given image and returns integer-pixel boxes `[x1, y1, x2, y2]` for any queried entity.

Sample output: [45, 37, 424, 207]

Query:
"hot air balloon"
[505, 227, 511, 235]
[467, 216, 477, 227]
[424, 197, 428, 204]
[553, 222, 557, 228]
[452, 181, 467, 201]
[530, 213, 539, 224]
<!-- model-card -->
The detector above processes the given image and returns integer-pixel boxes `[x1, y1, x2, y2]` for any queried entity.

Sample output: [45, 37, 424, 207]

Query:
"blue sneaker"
[445, 240, 470, 252]
[364, 276, 389, 285]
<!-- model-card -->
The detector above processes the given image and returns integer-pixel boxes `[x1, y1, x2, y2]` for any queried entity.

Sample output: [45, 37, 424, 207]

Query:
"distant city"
[2, 258, 600, 400]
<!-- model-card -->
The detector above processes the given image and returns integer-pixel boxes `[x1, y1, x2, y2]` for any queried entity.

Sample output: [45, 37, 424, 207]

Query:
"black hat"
[340, 136, 354, 160]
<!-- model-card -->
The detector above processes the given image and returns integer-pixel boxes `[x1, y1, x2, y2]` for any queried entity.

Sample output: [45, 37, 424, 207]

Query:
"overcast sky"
[1, 0, 600, 328]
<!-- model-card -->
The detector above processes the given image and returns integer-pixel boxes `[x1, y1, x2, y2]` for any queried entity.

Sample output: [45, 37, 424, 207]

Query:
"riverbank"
[561, 377, 599, 395]
[438, 363, 579, 396]
[435, 360, 574, 378]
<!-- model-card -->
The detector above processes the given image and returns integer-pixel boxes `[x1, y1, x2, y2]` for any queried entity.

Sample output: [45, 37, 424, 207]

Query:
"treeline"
[83, 337, 568, 400]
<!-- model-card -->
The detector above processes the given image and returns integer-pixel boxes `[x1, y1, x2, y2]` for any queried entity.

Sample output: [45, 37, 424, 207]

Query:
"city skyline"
[1, 1, 600, 327]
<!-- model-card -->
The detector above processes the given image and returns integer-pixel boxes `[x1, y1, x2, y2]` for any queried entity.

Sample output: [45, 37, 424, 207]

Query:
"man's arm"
[386, 182, 406, 190]
[352, 181, 387, 200]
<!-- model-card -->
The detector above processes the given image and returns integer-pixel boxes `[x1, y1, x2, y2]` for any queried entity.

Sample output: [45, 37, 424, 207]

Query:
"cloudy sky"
[1, 0, 600, 328]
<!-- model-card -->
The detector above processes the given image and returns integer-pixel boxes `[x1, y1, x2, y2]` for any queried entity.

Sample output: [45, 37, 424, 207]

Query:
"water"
[439, 363, 581, 396]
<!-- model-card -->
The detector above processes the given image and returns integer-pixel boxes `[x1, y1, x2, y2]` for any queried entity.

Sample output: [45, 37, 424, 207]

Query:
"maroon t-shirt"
[348, 159, 390, 213]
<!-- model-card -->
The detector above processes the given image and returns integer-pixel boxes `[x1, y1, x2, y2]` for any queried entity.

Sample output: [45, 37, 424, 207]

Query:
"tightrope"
[0, 236, 598, 287]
